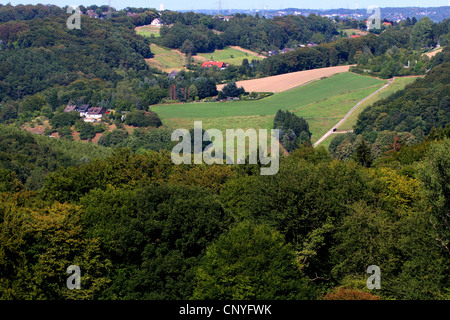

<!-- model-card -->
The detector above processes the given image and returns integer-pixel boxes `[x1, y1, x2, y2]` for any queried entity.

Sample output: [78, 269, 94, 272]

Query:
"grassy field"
[196, 46, 264, 65]
[152, 73, 387, 148]
[337, 76, 421, 131]
[338, 28, 368, 36]
[312, 76, 422, 152]
[146, 44, 186, 71]
[135, 25, 161, 37]
[146, 45, 264, 72]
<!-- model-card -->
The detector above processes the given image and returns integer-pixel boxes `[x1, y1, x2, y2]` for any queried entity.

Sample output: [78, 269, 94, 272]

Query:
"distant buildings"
[86, 9, 99, 19]
[151, 18, 162, 26]
[168, 70, 179, 79]
[64, 104, 106, 122]
[201, 61, 227, 69]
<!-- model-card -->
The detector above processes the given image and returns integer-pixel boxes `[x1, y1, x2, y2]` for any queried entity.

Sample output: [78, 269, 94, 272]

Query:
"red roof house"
[201, 61, 227, 69]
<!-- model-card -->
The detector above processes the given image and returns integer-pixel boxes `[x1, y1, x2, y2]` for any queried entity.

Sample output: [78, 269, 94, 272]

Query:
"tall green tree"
[418, 138, 450, 256]
[192, 221, 314, 300]
[410, 17, 434, 49]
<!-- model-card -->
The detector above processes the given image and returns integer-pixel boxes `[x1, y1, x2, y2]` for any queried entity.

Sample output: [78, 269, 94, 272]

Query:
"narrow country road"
[313, 77, 394, 147]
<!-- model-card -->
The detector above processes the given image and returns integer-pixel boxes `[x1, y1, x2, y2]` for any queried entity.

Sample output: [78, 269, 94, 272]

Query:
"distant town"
[182, 6, 450, 23]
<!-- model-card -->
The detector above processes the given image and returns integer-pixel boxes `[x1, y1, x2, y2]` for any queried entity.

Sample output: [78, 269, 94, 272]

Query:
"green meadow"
[152, 72, 387, 146]
[136, 25, 161, 37]
[337, 76, 422, 131]
[147, 44, 185, 71]
[197, 46, 264, 65]
[315, 76, 421, 151]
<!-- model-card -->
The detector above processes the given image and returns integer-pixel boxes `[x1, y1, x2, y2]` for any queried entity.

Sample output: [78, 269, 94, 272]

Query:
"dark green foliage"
[79, 183, 233, 299]
[218, 81, 245, 99]
[49, 111, 79, 129]
[274, 109, 311, 152]
[120, 127, 174, 153]
[192, 221, 315, 300]
[353, 140, 373, 167]
[0, 125, 110, 190]
[98, 129, 129, 148]
[158, 12, 338, 53]
[418, 138, 450, 257]
[0, 14, 152, 105]
[124, 110, 162, 128]
[143, 86, 166, 106]
[0, 168, 23, 192]
[77, 122, 96, 141]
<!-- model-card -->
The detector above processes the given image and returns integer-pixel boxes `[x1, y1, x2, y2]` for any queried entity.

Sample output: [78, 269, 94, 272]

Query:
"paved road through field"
[313, 77, 394, 147]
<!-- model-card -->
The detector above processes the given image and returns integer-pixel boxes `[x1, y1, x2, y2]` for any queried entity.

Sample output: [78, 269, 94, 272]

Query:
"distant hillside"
[0, 125, 111, 190]
[0, 15, 152, 104]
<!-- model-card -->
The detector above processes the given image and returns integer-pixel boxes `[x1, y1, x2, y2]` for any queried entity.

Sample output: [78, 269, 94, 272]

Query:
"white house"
[151, 18, 162, 26]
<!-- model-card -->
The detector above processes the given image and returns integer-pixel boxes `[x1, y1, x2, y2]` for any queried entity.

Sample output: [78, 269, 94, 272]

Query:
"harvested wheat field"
[217, 65, 352, 93]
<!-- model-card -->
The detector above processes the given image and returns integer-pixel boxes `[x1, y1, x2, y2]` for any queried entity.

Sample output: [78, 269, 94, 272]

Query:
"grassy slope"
[197, 47, 264, 65]
[337, 76, 421, 131]
[318, 76, 422, 151]
[147, 44, 185, 71]
[136, 25, 161, 37]
[146, 45, 264, 72]
[153, 73, 387, 145]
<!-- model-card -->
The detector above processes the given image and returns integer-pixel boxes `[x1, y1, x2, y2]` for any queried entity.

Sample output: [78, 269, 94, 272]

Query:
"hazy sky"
[4, 0, 450, 11]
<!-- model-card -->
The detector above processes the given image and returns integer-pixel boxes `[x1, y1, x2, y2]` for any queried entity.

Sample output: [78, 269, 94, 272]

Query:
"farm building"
[85, 107, 106, 122]
[168, 70, 179, 79]
[201, 61, 227, 70]
[77, 104, 91, 117]
[63, 104, 77, 112]
[151, 18, 162, 26]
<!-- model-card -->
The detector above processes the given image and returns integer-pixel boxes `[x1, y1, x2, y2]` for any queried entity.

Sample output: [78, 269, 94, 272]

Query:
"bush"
[124, 110, 162, 128]
[50, 111, 79, 129]
[220, 81, 245, 98]
[321, 287, 380, 300]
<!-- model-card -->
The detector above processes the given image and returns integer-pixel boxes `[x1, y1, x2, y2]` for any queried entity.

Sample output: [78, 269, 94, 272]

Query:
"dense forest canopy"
[0, 4, 449, 302]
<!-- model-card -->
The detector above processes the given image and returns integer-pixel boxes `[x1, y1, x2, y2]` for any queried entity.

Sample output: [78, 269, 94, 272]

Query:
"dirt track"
[425, 47, 443, 58]
[229, 46, 267, 59]
[217, 65, 352, 93]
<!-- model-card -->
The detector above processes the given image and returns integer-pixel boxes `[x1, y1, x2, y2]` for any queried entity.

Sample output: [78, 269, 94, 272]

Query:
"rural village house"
[64, 104, 106, 122]
[201, 61, 227, 70]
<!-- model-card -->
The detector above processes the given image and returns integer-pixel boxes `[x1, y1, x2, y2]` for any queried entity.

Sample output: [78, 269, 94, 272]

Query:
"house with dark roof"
[168, 70, 179, 79]
[85, 107, 105, 122]
[201, 61, 227, 69]
[64, 104, 77, 112]
[77, 104, 91, 117]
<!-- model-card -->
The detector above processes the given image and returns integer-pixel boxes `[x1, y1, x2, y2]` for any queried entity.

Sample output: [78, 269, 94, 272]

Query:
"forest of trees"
[274, 110, 312, 152]
[0, 4, 449, 302]
[156, 12, 338, 54]
[1, 130, 449, 300]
